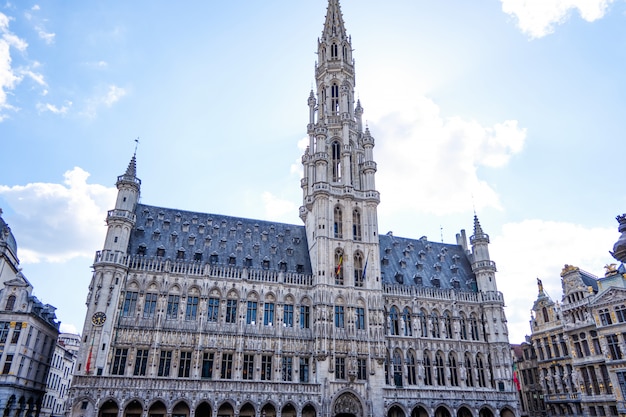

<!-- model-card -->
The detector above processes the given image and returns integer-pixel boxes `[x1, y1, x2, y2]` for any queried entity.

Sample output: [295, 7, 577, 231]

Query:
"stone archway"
[479, 408, 494, 417]
[98, 399, 120, 417]
[499, 408, 514, 417]
[333, 392, 362, 417]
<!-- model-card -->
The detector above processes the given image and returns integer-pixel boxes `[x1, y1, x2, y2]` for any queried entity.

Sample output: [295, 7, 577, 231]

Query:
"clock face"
[92, 312, 106, 326]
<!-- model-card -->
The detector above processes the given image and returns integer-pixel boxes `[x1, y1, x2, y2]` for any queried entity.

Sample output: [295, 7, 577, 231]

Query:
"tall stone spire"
[322, 0, 348, 42]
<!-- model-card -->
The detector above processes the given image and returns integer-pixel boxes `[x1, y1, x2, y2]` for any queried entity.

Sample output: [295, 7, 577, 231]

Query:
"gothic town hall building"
[68, 2, 518, 417]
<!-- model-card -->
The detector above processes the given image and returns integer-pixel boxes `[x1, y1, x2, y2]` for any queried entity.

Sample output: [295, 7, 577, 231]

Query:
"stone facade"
[67, 2, 518, 417]
[0, 213, 61, 417]
[519, 214, 626, 417]
[41, 333, 80, 417]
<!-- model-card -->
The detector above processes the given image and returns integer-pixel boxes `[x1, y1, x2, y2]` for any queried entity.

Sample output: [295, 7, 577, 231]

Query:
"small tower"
[77, 154, 141, 376]
[470, 214, 498, 292]
[610, 213, 626, 264]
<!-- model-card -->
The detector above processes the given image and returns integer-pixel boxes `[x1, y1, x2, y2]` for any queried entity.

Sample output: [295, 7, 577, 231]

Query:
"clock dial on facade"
[91, 312, 106, 326]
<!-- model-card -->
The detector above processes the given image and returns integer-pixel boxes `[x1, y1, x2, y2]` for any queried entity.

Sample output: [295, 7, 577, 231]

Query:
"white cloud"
[31, 5, 40, 11]
[36, 100, 71, 114]
[82, 84, 127, 118]
[501, 0, 614, 38]
[0, 167, 117, 263]
[103, 85, 126, 106]
[261, 192, 298, 222]
[373, 95, 526, 215]
[0, 11, 30, 120]
[36, 27, 55, 45]
[491, 219, 616, 342]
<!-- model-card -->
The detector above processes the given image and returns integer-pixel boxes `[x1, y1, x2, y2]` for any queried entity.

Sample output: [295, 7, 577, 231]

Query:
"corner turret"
[470, 214, 497, 292]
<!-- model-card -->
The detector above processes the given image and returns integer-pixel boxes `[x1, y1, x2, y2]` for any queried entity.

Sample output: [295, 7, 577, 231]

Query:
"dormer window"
[176, 249, 185, 260]
[137, 244, 147, 256]
[244, 256, 253, 268]
[194, 251, 202, 261]
[209, 253, 218, 265]
[156, 247, 165, 257]
[228, 255, 236, 266]
[182, 222, 190, 232]
[279, 261, 287, 272]
[262, 258, 270, 270]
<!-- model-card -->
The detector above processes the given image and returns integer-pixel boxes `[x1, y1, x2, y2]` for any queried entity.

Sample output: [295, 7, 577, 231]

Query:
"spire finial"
[134, 137, 139, 157]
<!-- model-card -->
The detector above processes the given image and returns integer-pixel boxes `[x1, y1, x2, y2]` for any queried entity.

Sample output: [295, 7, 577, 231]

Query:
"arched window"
[407, 351, 417, 385]
[334, 248, 344, 285]
[5, 295, 15, 311]
[331, 141, 341, 182]
[331, 43, 338, 58]
[352, 209, 362, 241]
[331, 83, 339, 114]
[389, 307, 399, 336]
[402, 307, 412, 336]
[477, 354, 486, 387]
[443, 311, 452, 339]
[333, 206, 343, 238]
[431, 312, 440, 338]
[459, 313, 468, 340]
[435, 351, 445, 385]
[419, 310, 428, 337]
[393, 350, 403, 387]
[542, 306, 549, 323]
[354, 252, 364, 287]
[423, 351, 433, 385]
[465, 353, 474, 387]
[449, 353, 459, 386]
[470, 314, 479, 340]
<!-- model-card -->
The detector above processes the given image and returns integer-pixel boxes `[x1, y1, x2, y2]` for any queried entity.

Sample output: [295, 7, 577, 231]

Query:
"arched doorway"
[302, 404, 317, 417]
[434, 406, 451, 417]
[282, 404, 297, 417]
[124, 400, 143, 417]
[99, 400, 119, 417]
[239, 403, 255, 417]
[499, 408, 514, 417]
[261, 404, 276, 417]
[457, 407, 472, 417]
[411, 406, 428, 417]
[217, 403, 234, 417]
[479, 408, 494, 417]
[388, 405, 406, 417]
[196, 402, 212, 417]
[172, 401, 190, 417]
[333, 392, 362, 417]
[148, 400, 166, 417]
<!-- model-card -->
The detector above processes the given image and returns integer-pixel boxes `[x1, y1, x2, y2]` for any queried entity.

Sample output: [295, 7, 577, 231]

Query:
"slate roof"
[128, 203, 477, 291]
[379, 233, 477, 292]
[129, 204, 313, 275]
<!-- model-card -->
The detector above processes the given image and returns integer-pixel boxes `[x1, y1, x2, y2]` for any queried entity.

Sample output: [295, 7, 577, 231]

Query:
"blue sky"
[0, 0, 624, 343]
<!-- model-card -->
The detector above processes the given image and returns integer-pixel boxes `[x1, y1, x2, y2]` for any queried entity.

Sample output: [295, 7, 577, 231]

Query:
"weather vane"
[134, 137, 139, 156]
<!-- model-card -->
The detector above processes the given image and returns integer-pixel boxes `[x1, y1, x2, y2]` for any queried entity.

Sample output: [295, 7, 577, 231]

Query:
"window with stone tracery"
[334, 206, 343, 238]
[332, 141, 342, 182]
[354, 251, 364, 287]
[352, 209, 362, 241]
